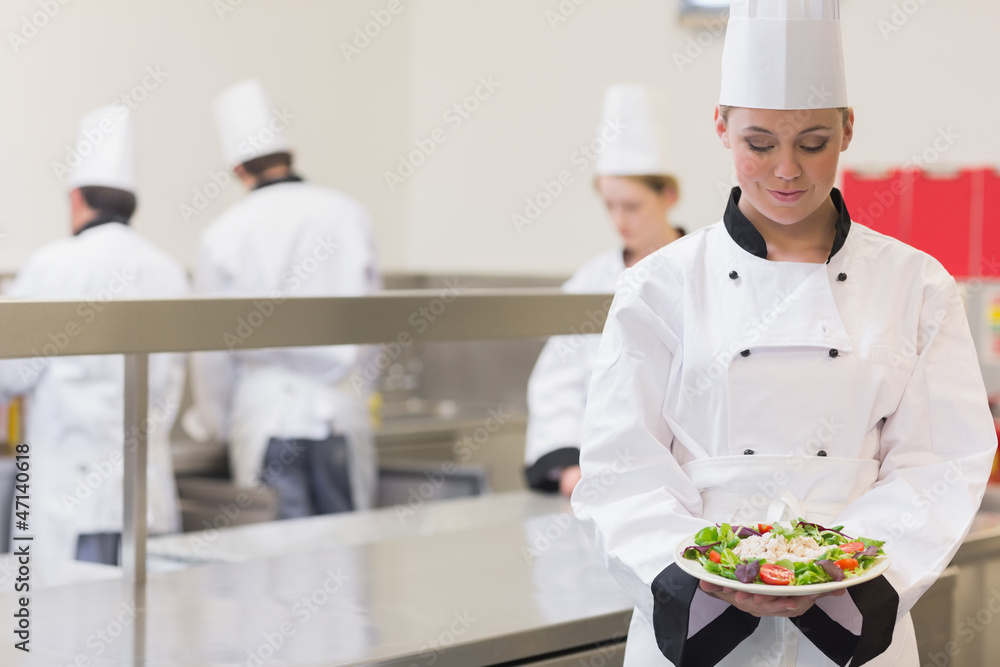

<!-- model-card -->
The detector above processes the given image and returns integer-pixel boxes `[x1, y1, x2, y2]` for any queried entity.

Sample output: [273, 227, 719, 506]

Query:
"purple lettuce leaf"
[683, 542, 721, 557]
[795, 520, 850, 539]
[736, 525, 762, 538]
[817, 559, 845, 582]
[859, 544, 879, 558]
[735, 560, 761, 584]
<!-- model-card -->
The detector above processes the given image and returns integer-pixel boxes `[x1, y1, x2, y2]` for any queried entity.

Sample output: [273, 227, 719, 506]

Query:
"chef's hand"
[559, 466, 582, 497]
[699, 581, 845, 618]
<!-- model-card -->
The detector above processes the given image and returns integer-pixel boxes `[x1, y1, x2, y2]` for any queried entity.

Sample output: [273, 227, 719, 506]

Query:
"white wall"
[0, 0, 411, 273]
[403, 0, 722, 276]
[0, 0, 998, 278]
[402, 0, 1000, 276]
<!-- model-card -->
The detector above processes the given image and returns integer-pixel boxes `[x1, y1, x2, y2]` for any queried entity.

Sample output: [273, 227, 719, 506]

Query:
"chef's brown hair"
[595, 174, 679, 198]
[80, 186, 137, 221]
[241, 151, 293, 176]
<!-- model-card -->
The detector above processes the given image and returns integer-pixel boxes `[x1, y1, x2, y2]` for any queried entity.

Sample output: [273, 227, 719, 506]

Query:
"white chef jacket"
[524, 250, 622, 491]
[572, 188, 995, 666]
[191, 177, 380, 510]
[0, 221, 188, 568]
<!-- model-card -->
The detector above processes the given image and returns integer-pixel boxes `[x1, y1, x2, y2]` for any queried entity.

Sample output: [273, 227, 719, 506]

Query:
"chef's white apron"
[623, 455, 919, 666]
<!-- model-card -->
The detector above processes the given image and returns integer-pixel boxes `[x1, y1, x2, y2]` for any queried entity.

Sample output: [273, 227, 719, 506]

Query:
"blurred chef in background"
[0, 106, 188, 569]
[524, 85, 684, 497]
[190, 79, 380, 519]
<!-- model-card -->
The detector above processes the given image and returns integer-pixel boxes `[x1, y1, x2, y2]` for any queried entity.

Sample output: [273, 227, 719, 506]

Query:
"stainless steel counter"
[0, 492, 631, 666]
[148, 490, 566, 564]
[6, 490, 1000, 665]
[939, 496, 1000, 667]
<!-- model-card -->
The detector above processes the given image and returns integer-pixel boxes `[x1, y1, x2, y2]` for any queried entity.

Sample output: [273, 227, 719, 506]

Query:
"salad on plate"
[681, 518, 887, 587]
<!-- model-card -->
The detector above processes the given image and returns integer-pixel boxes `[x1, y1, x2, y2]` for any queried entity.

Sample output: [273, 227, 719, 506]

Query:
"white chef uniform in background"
[0, 105, 188, 571]
[524, 85, 682, 494]
[571, 2, 996, 665]
[191, 79, 380, 515]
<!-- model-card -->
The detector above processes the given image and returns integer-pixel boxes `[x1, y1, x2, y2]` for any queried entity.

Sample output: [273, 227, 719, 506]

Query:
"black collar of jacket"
[252, 173, 304, 191]
[723, 187, 851, 263]
[74, 214, 129, 237]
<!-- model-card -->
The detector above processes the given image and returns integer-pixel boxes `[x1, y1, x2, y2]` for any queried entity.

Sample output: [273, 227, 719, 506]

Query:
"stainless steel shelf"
[0, 290, 613, 357]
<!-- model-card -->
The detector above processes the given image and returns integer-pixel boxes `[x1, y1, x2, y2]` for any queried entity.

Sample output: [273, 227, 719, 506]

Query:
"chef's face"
[595, 176, 677, 254]
[716, 107, 854, 226]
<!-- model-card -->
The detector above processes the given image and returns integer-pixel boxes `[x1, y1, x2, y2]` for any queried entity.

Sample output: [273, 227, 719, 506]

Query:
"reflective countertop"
[0, 492, 633, 666]
[8, 489, 1000, 666]
[148, 490, 568, 564]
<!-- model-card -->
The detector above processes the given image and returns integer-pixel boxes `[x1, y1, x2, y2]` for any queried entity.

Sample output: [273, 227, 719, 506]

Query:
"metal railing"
[0, 290, 613, 587]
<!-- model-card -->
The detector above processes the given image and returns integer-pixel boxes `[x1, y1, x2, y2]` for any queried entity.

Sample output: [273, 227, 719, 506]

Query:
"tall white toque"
[65, 105, 136, 192]
[214, 78, 292, 167]
[719, 0, 849, 110]
[595, 84, 674, 177]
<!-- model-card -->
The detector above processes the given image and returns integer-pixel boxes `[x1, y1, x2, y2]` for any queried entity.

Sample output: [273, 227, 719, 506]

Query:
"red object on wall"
[910, 170, 973, 278]
[843, 167, 1000, 280]
[841, 170, 909, 241]
[979, 169, 1000, 277]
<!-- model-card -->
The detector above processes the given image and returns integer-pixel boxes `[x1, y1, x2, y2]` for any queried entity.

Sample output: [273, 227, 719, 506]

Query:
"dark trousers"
[76, 532, 122, 565]
[76, 531, 168, 566]
[261, 434, 354, 519]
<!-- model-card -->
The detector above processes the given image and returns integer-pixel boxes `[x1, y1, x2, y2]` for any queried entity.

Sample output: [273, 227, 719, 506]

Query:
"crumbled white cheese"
[733, 533, 826, 563]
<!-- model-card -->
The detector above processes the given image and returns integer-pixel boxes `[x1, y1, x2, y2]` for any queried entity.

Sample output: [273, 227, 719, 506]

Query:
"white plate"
[674, 527, 892, 597]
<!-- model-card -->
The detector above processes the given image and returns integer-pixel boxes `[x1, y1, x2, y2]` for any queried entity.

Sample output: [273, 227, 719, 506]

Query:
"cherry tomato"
[760, 564, 794, 586]
[758, 523, 774, 534]
[840, 542, 865, 555]
[708, 550, 722, 564]
[836, 558, 859, 571]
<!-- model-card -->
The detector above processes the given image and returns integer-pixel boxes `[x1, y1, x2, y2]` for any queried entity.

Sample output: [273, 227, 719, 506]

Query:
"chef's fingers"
[698, 581, 737, 596]
[738, 596, 815, 616]
[736, 593, 787, 608]
[702, 586, 817, 618]
[822, 588, 847, 597]
[763, 599, 815, 617]
[698, 581, 723, 593]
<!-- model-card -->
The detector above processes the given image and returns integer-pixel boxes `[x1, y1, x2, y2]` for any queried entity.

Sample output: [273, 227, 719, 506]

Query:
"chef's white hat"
[214, 78, 291, 167]
[595, 84, 673, 177]
[65, 105, 136, 192]
[719, 0, 848, 110]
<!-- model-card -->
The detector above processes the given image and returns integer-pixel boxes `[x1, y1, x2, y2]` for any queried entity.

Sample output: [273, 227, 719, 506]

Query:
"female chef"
[571, 2, 996, 665]
[524, 84, 684, 496]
